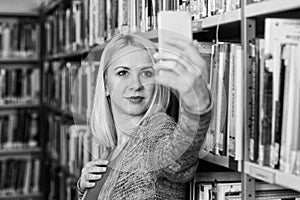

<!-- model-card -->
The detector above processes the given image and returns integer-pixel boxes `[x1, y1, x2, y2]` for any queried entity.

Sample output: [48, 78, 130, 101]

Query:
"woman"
[77, 34, 212, 199]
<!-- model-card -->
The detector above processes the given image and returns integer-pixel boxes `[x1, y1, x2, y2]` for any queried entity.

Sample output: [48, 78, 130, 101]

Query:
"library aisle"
[0, 0, 300, 200]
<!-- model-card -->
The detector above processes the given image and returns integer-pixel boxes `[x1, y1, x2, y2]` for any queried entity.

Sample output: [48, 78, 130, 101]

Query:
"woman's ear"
[105, 89, 110, 97]
[104, 73, 110, 96]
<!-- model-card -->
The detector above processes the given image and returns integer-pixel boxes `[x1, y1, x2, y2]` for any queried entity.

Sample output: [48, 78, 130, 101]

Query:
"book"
[263, 18, 300, 168]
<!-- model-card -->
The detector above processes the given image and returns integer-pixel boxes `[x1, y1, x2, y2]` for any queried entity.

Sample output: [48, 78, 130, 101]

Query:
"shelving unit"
[241, 0, 300, 199]
[0, 4, 43, 199]
[245, 162, 300, 192]
[10, 0, 298, 199]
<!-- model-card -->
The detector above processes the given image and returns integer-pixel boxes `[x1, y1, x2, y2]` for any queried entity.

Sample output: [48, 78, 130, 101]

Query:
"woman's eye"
[142, 71, 153, 78]
[117, 70, 128, 76]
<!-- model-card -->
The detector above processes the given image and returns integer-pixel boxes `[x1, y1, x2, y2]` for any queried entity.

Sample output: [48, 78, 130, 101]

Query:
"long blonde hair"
[89, 34, 170, 148]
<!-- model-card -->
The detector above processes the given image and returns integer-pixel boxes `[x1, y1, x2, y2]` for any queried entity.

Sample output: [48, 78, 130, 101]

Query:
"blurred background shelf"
[0, 193, 42, 199]
[0, 148, 41, 157]
[0, 104, 40, 110]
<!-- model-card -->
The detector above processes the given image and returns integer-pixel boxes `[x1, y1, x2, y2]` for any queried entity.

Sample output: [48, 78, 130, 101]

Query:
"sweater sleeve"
[152, 98, 212, 183]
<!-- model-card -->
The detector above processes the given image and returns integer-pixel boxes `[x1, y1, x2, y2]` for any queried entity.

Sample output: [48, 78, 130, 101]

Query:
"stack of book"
[247, 18, 300, 175]
[0, 18, 39, 58]
[203, 42, 243, 161]
[0, 67, 40, 105]
[0, 110, 39, 149]
[0, 158, 41, 196]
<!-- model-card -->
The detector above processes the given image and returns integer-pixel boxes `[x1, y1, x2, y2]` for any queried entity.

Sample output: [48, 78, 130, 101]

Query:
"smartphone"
[158, 11, 192, 55]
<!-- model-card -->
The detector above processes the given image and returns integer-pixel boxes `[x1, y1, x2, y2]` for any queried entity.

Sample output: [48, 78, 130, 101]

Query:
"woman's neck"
[112, 111, 143, 147]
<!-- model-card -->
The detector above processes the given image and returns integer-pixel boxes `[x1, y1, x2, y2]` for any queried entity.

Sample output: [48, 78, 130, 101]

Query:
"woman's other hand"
[78, 159, 109, 192]
[153, 38, 211, 113]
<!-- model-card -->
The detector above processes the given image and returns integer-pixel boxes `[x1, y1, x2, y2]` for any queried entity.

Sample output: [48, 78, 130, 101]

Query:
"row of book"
[47, 167, 78, 200]
[0, 67, 40, 105]
[203, 42, 243, 161]
[47, 114, 106, 177]
[44, 0, 241, 56]
[193, 181, 300, 200]
[248, 18, 300, 176]
[190, 0, 240, 20]
[0, 18, 39, 59]
[0, 158, 41, 196]
[0, 110, 39, 150]
[43, 61, 99, 120]
[46, 114, 108, 200]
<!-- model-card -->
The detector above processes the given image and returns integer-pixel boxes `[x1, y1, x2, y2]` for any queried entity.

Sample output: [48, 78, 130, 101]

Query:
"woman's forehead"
[111, 46, 153, 65]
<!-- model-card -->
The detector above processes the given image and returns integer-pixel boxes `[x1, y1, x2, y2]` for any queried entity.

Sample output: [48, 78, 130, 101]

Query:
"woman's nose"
[129, 74, 144, 91]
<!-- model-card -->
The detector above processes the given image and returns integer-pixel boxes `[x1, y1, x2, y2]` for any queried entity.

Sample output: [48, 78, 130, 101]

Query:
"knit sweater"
[79, 103, 212, 200]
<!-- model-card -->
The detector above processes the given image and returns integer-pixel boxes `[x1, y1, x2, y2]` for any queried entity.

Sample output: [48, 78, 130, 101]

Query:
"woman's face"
[105, 45, 155, 117]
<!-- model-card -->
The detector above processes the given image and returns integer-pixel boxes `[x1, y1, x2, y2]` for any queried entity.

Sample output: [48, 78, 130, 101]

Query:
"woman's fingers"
[153, 52, 200, 74]
[84, 159, 109, 167]
[85, 173, 103, 181]
[165, 37, 207, 68]
[84, 166, 107, 174]
[83, 181, 96, 188]
[154, 69, 194, 94]
[79, 159, 109, 190]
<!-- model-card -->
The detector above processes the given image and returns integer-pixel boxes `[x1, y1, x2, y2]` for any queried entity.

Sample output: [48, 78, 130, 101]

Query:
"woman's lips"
[126, 96, 144, 103]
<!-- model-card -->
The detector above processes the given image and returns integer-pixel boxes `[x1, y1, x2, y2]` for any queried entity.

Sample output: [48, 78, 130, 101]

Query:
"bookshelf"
[0, 4, 43, 199]
[242, 0, 300, 199]
[37, 0, 300, 199]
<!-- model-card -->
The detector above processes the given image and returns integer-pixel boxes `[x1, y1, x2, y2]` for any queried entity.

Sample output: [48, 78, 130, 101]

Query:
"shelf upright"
[241, 0, 256, 199]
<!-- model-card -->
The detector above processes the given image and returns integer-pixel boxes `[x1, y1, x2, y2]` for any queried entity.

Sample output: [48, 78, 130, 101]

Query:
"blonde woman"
[77, 34, 212, 199]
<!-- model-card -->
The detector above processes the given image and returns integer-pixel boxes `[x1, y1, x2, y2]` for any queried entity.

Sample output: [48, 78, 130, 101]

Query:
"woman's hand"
[153, 38, 211, 113]
[78, 159, 109, 192]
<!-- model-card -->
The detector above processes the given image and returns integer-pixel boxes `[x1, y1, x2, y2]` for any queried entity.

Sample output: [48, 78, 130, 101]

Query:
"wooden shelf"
[199, 150, 241, 171]
[46, 48, 90, 61]
[41, 0, 63, 15]
[45, 105, 87, 124]
[245, 161, 300, 192]
[0, 148, 41, 156]
[198, 9, 241, 29]
[0, 12, 39, 17]
[194, 172, 241, 183]
[135, 10, 242, 40]
[0, 193, 42, 199]
[0, 103, 40, 110]
[0, 58, 39, 64]
[245, 0, 300, 18]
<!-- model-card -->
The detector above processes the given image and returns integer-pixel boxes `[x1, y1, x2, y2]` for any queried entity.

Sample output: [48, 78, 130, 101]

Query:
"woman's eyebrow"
[140, 66, 154, 70]
[139, 64, 154, 69]
[114, 66, 130, 71]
